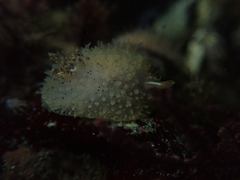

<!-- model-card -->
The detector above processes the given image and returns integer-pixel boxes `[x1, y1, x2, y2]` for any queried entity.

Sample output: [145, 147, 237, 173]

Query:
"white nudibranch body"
[41, 42, 173, 121]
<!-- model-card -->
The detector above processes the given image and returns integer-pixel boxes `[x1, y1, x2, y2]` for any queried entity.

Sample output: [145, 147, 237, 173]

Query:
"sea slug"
[41, 42, 174, 121]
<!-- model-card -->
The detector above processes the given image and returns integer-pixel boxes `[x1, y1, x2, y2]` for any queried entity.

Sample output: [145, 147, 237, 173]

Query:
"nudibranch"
[41, 42, 174, 121]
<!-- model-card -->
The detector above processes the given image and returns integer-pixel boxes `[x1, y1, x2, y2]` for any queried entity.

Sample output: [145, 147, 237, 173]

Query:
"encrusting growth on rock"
[41, 42, 174, 121]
